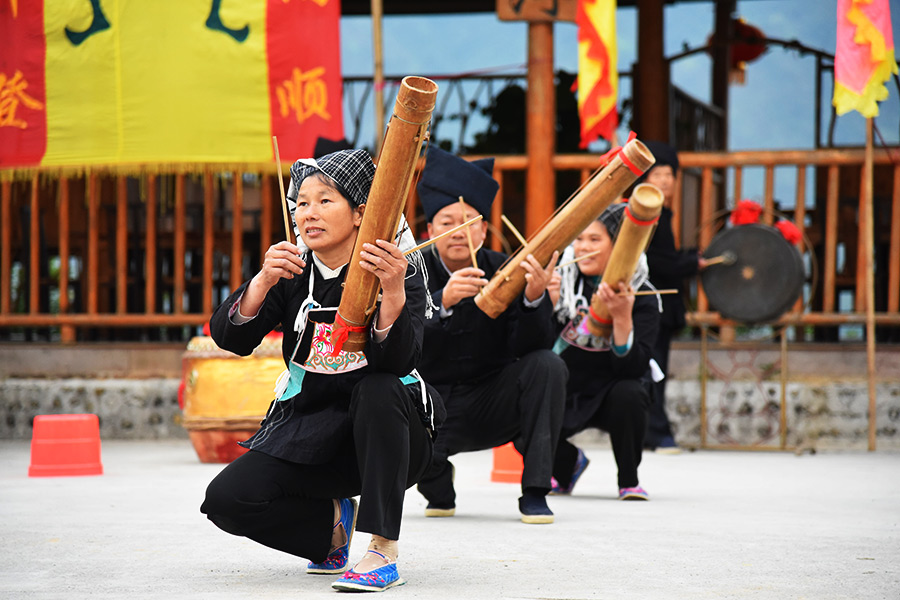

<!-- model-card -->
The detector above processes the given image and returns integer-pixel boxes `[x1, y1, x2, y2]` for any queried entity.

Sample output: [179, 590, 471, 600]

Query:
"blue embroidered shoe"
[331, 550, 406, 592]
[307, 498, 358, 574]
[618, 486, 649, 501]
[550, 448, 590, 495]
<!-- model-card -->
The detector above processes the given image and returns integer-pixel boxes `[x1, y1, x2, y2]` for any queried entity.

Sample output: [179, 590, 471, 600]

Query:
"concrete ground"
[1, 439, 898, 600]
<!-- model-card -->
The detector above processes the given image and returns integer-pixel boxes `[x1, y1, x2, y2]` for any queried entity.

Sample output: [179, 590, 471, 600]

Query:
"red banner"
[0, 2, 47, 168]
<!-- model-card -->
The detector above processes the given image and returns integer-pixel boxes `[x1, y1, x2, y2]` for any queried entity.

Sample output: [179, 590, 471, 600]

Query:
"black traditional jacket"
[417, 246, 557, 391]
[553, 275, 660, 434]
[210, 259, 437, 464]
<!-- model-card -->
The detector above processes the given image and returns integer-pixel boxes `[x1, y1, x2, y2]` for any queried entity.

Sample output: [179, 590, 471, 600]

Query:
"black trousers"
[646, 324, 676, 447]
[554, 379, 651, 489]
[200, 374, 433, 563]
[417, 349, 567, 506]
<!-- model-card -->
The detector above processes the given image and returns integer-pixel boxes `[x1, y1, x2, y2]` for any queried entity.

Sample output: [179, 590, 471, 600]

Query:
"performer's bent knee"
[608, 379, 652, 414]
[522, 348, 568, 378]
[350, 373, 409, 419]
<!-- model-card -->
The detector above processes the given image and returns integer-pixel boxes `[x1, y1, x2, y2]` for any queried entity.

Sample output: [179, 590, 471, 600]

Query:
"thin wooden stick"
[624, 289, 678, 296]
[272, 136, 292, 242]
[403, 215, 483, 256]
[556, 248, 604, 270]
[459, 197, 479, 270]
[704, 251, 736, 267]
[501, 214, 528, 247]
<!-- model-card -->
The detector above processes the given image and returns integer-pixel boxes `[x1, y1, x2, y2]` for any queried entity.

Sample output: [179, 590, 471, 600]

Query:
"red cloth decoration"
[775, 220, 802, 245]
[597, 131, 643, 175]
[730, 200, 763, 225]
[330, 313, 367, 357]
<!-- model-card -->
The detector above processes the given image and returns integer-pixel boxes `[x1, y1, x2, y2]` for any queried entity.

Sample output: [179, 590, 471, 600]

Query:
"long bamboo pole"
[371, 0, 386, 153]
[864, 118, 877, 451]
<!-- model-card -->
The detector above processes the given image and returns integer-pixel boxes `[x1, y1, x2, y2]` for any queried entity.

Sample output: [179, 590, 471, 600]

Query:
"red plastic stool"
[29, 414, 103, 477]
[490, 441, 523, 483]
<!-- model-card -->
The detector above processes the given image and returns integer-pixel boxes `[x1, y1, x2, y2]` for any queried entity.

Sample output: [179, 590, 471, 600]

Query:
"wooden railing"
[2, 147, 899, 342]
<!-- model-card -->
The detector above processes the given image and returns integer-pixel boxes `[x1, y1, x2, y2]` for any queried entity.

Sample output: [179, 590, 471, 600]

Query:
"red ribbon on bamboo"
[330, 313, 367, 356]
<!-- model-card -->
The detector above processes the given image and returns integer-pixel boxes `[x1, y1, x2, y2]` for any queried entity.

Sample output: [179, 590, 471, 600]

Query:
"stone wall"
[1, 378, 185, 440]
[2, 343, 899, 451]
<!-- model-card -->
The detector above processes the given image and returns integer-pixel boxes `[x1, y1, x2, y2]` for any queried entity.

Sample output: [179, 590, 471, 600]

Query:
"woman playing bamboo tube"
[200, 149, 442, 592]
[547, 203, 662, 501]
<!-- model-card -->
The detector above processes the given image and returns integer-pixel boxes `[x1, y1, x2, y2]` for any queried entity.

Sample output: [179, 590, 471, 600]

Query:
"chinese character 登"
[0, 70, 45, 129]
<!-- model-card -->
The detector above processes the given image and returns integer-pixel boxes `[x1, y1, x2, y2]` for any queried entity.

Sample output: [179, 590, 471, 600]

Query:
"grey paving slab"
[1, 439, 898, 599]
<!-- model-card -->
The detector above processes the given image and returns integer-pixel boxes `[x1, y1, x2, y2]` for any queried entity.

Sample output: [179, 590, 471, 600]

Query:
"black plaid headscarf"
[288, 149, 375, 207]
[598, 202, 627, 242]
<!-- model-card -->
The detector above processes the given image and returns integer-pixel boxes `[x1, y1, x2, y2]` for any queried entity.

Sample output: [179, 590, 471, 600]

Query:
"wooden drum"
[180, 335, 284, 463]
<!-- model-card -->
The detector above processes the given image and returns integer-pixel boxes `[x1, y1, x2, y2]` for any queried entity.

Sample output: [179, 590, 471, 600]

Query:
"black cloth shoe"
[518, 493, 554, 524]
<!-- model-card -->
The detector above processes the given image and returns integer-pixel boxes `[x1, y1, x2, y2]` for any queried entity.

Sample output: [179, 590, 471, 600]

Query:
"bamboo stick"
[403, 215, 482, 256]
[272, 136, 292, 243]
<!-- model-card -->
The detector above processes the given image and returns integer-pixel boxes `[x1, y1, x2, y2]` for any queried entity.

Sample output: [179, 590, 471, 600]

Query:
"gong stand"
[696, 222, 807, 451]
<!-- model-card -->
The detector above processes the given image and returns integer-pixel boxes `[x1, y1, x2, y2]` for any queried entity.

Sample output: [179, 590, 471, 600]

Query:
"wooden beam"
[889, 164, 900, 313]
[174, 175, 186, 314]
[58, 178, 74, 342]
[822, 165, 839, 314]
[145, 175, 157, 314]
[116, 176, 128, 314]
[87, 174, 99, 315]
[635, 0, 669, 141]
[525, 21, 556, 235]
[29, 175, 39, 314]
[204, 171, 215, 316]
[711, 0, 735, 146]
[864, 118, 876, 452]
[231, 173, 244, 291]
[491, 163, 504, 252]
[0, 181, 9, 315]
[697, 166, 715, 312]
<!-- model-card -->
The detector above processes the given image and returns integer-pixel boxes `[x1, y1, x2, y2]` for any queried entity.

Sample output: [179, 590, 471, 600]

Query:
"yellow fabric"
[833, 49, 898, 117]
[577, 0, 618, 146]
[833, 0, 898, 117]
[43, 0, 270, 167]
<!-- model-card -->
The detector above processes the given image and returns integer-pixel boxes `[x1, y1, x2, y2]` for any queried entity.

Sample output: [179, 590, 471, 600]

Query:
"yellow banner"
[43, 0, 270, 167]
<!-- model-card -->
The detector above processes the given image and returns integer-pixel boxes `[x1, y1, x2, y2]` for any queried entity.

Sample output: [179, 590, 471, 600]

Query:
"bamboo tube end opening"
[397, 76, 439, 115]
[622, 139, 657, 175]
[402, 76, 439, 94]
[629, 183, 665, 219]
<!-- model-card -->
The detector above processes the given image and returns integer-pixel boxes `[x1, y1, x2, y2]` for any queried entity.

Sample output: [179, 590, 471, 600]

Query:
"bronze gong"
[701, 224, 804, 324]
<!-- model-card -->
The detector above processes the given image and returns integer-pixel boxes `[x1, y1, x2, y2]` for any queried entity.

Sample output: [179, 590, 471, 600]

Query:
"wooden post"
[204, 171, 215, 316]
[634, 0, 669, 141]
[889, 164, 900, 314]
[174, 175, 186, 315]
[371, 0, 386, 153]
[0, 181, 10, 316]
[58, 178, 74, 342]
[823, 166, 840, 313]
[525, 21, 556, 235]
[116, 176, 128, 314]
[231, 172, 244, 292]
[29, 174, 39, 315]
[711, 0, 735, 146]
[864, 118, 877, 451]
[700, 325, 709, 448]
[145, 175, 157, 314]
[87, 174, 99, 315]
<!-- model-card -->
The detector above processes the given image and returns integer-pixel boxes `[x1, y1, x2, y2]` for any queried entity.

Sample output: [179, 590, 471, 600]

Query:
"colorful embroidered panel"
[299, 321, 368, 374]
[0, 0, 344, 172]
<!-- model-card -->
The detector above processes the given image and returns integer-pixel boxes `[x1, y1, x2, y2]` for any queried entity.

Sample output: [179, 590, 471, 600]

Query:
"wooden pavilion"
[1, 0, 898, 450]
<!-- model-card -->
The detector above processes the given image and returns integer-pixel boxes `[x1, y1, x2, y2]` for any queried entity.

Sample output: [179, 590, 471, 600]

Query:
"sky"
[338, 0, 900, 154]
